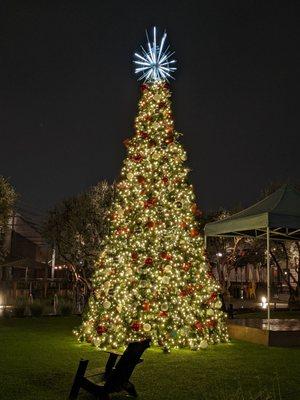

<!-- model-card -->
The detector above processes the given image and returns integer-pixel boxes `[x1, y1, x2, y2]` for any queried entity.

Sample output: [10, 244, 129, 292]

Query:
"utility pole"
[51, 242, 56, 280]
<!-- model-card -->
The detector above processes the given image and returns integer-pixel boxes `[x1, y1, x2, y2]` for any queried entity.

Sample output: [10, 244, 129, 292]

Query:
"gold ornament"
[164, 265, 172, 273]
[199, 340, 208, 350]
[127, 172, 134, 180]
[152, 151, 160, 160]
[103, 300, 111, 309]
[162, 276, 170, 284]
[143, 323, 152, 332]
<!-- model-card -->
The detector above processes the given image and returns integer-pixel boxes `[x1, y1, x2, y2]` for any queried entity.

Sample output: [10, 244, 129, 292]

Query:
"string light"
[76, 72, 228, 351]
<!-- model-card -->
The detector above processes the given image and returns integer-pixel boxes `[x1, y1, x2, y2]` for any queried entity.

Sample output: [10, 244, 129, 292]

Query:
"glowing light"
[134, 27, 177, 82]
[76, 81, 228, 351]
[261, 296, 267, 309]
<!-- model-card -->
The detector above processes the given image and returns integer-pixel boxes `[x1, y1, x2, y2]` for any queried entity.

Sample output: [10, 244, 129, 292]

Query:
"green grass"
[0, 317, 300, 400]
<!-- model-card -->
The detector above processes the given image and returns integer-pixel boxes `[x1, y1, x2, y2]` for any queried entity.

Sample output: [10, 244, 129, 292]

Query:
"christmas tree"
[76, 28, 228, 351]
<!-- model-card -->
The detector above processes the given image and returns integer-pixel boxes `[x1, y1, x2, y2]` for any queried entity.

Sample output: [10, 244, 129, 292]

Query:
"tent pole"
[267, 227, 270, 329]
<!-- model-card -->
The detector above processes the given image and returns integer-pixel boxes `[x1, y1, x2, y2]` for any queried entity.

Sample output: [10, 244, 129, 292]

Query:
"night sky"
[1, 1, 299, 214]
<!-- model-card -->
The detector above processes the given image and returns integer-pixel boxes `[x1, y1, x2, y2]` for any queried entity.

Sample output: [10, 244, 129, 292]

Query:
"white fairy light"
[134, 27, 177, 82]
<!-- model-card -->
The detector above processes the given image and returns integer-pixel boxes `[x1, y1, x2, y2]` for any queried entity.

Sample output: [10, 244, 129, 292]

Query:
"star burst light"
[134, 27, 177, 82]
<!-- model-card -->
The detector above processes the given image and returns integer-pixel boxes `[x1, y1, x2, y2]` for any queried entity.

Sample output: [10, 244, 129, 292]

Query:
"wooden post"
[267, 227, 271, 329]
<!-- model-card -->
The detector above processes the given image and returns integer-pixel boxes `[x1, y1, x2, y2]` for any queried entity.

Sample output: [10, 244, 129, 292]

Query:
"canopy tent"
[204, 184, 300, 326]
[205, 184, 300, 241]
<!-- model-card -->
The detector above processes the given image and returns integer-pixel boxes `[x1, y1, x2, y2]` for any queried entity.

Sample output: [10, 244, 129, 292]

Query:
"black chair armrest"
[104, 350, 123, 357]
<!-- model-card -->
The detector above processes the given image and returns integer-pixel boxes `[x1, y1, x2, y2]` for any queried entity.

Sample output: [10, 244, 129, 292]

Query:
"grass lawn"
[0, 317, 300, 400]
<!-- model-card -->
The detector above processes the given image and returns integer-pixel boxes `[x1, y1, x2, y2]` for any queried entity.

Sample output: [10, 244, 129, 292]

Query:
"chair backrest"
[104, 339, 151, 392]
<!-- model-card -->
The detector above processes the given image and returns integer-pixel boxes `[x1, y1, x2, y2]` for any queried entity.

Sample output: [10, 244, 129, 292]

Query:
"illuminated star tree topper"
[134, 27, 177, 82]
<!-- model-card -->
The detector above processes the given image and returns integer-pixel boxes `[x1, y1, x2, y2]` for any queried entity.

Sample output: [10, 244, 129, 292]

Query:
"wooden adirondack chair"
[69, 338, 151, 400]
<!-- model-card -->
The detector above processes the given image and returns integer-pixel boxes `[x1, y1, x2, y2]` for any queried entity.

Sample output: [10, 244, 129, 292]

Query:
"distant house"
[0, 213, 71, 304]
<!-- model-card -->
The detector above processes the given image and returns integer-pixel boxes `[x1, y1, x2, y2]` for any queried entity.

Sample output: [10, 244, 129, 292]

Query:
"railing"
[0, 278, 75, 302]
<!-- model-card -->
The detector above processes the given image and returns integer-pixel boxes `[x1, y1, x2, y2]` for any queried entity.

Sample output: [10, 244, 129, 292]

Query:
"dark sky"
[1, 0, 299, 214]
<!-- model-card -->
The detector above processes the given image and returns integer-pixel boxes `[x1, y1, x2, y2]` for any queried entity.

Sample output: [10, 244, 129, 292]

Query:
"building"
[0, 212, 71, 305]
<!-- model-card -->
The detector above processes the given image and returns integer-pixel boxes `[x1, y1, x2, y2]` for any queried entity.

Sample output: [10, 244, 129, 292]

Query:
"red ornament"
[162, 176, 169, 185]
[164, 82, 170, 89]
[180, 289, 188, 297]
[137, 175, 146, 185]
[142, 302, 150, 312]
[159, 311, 168, 318]
[96, 325, 107, 335]
[209, 292, 217, 301]
[131, 252, 138, 261]
[207, 320, 217, 329]
[146, 220, 155, 229]
[190, 228, 199, 238]
[131, 321, 141, 331]
[141, 83, 148, 92]
[110, 212, 117, 221]
[194, 321, 204, 331]
[132, 154, 143, 163]
[182, 262, 191, 272]
[165, 136, 174, 145]
[160, 252, 172, 260]
[139, 131, 148, 139]
[143, 197, 157, 209]
[191, 203, 202, 217]
[144, 257, 153, 265]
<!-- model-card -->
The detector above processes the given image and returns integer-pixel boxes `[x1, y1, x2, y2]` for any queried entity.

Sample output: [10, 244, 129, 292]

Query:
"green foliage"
[59, 299, 73, 316]
[0, 176, 17, 261]
[43, 181, 115, 289]
[13, 297, 27, 317]
[0, 317, 300, 400]
[30, 300, 44, 317]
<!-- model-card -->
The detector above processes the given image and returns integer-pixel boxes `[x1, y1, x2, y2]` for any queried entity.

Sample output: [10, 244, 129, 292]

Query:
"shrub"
[2, 307, 12, 318]
[59, 300, 73, 316]
[30, 300, 44, 317]
[14, 298, 26, 317]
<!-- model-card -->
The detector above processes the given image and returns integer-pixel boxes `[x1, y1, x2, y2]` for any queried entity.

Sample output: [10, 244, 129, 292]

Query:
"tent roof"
[204, 184, 300, 241]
